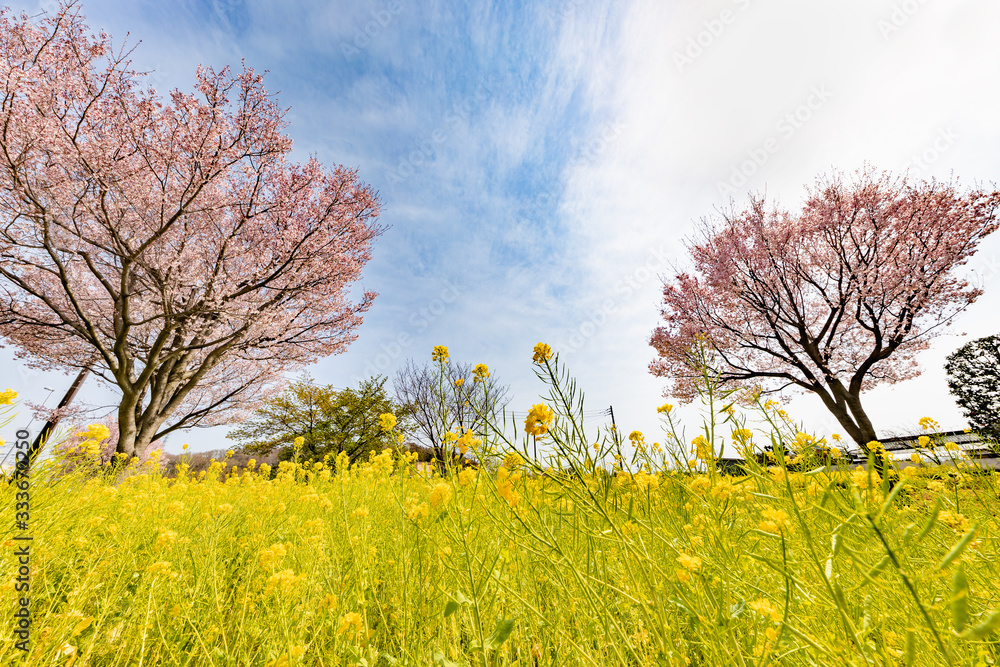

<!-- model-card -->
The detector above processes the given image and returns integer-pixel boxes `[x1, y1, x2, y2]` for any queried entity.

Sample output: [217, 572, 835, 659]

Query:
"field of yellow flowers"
[2, 347, 1000, 666]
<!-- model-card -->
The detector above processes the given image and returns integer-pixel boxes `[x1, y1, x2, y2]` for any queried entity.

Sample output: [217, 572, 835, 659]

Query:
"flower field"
[2, 353, 1000, 666]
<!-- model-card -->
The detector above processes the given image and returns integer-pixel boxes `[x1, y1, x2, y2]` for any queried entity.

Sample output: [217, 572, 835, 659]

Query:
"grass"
[1, 351, 999, 666]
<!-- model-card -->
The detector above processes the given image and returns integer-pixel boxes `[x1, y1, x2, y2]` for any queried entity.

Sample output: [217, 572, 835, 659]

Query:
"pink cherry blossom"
[650, 166, 1000, 446]
[0, 4, 383, 457]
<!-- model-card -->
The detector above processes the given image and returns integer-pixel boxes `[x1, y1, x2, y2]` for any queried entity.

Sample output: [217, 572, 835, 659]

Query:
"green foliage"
[226, 375, 412, 464]
[945, 334, 1000, 440]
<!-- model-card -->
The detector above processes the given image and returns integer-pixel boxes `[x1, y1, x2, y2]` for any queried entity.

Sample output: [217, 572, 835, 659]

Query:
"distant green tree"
[227, 375, 412, 464]
[945, 334, 1000, 441]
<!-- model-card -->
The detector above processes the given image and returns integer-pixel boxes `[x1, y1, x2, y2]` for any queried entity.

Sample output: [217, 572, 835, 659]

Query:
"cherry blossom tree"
[650, 167, 1000, 450]
[0, 4, 383, 459]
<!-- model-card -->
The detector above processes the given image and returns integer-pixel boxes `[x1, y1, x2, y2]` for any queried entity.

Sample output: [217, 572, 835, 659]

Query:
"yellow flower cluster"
[532, 342, 552, 364]
[496, 466, 521, 507]
[264, 569, 303, 596]
[524, 404, 554, 438]
[456, 428, 480, 455]
[759, 508, 790, 533]
[749, 598, 781, 623]
[691, 435, 713, 461]
[656, 402, 673, 414]
[0, 388, 17, 405]
[472, 363, 490, 381]
[428, 482, 452, 509]
[919, 416, 940, 431]
[379, 413, 396, 432]
[432, 345, 449, 362]
[77, 423, 111, 442]
[676, 553, 701, 582]
[259, 543, 287, 569]
[458, 468, 477, 487]
[337, 612, 364, 637]
[628, 430, 645, 446]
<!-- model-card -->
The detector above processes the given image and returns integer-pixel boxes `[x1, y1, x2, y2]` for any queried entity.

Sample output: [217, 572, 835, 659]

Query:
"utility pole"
[26, 364, 91, 468]
[609, 405, 617, 431]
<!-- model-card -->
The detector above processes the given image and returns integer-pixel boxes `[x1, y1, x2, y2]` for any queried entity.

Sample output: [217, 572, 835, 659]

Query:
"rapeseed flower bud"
[432, 345, 449, 362]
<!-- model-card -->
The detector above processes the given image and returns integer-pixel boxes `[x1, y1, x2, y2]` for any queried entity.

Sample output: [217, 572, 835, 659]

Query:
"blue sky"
[4, 0, 1000, 458]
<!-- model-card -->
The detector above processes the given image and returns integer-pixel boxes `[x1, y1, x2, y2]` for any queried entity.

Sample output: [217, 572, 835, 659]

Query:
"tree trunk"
[818, 385, 884, 476]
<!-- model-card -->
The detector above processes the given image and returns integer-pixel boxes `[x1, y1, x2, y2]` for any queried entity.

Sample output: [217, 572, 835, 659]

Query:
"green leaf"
[432, 649, 461, 667]
[959, 609, 1000, 640]
[729, 601, 746, 620]
[939, 525, 978, 571]
[484, 618, 516, 651]
[952, 564, 969, 632]
[866, 555, 891, 580]
[873, 478, 906, 522]
[904, 629, 916, 667]
[443, 600, 460, 617]
[915, 497, 942, 544]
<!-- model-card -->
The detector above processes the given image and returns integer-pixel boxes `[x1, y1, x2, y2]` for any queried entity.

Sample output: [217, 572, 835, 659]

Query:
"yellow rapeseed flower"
[629, 430, 645, 446]
[259, 543, 287, 569]
[454, 378, 465, 388]
[524, 404, 554, 438]
[689, 477, 711, 495]
[337, 612, 364, 636]
[759, 508, 790, 533]
[919, 416, 939, 431]
[145, 561, 172, 576]
[429, 482, 452, 509]
[657, 402, 673, 414]
[458, 468, 477, 487]
[0, 389, 18, 405]
[473, 363, 490, 381]
[76, 423, 110, 442]
[432, 345, 449, 362]
[532, 342, 552, 364]
[749, 598, 782, 623]
[379, 413, 396, 432]
[676, 553, 701, 571]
